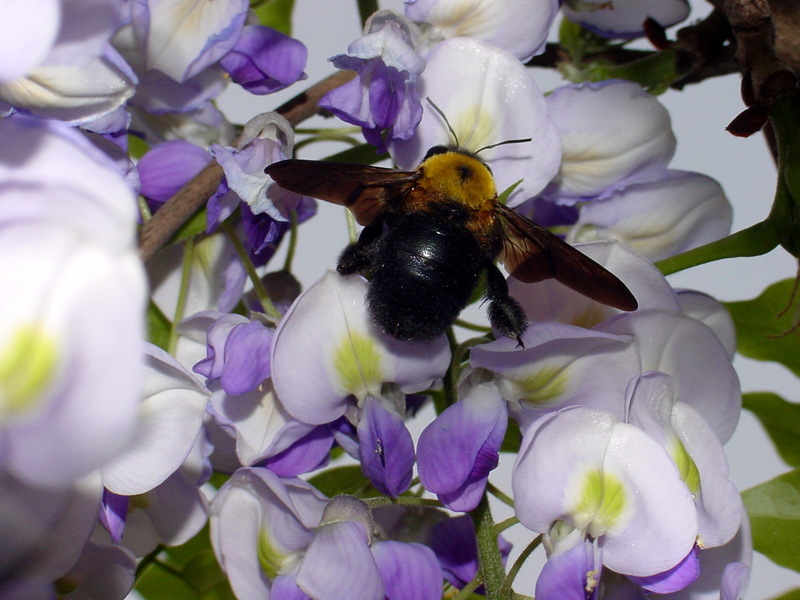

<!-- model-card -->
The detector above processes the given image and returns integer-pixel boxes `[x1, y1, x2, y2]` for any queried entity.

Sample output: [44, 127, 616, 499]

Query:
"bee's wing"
[495, 203, 638, 311]
[265, 159, 419, 226]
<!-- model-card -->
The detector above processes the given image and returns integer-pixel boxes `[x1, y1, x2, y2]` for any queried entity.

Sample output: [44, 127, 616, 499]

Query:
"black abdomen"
[367, 212, 485, 341]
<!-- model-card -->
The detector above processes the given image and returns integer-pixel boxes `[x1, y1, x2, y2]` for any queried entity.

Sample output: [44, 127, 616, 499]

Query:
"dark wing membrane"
[265, 159, 419, 226]
[496, 204, 638, 311]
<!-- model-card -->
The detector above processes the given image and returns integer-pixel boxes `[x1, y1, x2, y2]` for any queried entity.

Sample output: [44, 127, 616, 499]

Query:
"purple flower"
[357, 396, 415, 497]
[194, 314, 274, 396]
[535, 536, 601, 600]
[138, 139, 212, 207]
[220, 25, 307, 95]
[320, 11, 425, 153]
[417, 383, 507, 511]
[372, 541, 443, 600]
[426, 514, 512, 589]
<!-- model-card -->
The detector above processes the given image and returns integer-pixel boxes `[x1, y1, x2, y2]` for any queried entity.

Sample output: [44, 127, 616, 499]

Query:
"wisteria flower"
[390, 37, 562, 205]
[406, 0, 560, 60]
[0, 0, 60, 83]
[562, 0, 691, 39]
[0, 0, 136, 125]
[210, 468, 328, 600]
[320, 10, 426, 152]
[0, 117, 146, 487]
[417, 382, 507, 510]
[220, 25, 308, 95]
[0, 471, 103, 593]
[271, 271, 450, 425]
[131, 0, 248, 83]
[513, 406, 698, 578]
[568, 169, 733, 262]
[101, 344, 209, 497]
[542, 80, 676, 203]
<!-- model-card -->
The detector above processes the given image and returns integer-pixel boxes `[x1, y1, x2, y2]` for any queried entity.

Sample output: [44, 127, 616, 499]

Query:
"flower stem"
[452, 576, 482, 600]
[499, 536, 542, 598]
[222, 222, 281, 319]
[283, 211, 299, 272]
[472, 494, 512, 600]
[168, 238, 194, 354]
[486, 482, 515, 508]
[655, 219, 779, 275]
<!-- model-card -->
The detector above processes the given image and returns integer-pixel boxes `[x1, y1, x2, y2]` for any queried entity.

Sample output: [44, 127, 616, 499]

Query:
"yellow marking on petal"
[258, 528, 284, 579]
[0, 325, 57, 417]
[671, 437, 701, 495]
[572, 469, 628, 537]
[453, 106, 494, 154]
[332, 331, 383, 398]
[514, 365, 568, 406]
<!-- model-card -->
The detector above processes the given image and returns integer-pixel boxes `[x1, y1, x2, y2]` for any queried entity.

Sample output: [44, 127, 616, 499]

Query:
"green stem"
[135, 545, 165, 580]
[655, 220, 780, 275]
[138, 195, 153, 223]
[222, 222, 281, 319]
[499, 536, 542, 599]
[452, 576, 482, 600]
[454, 318, 492, 334]
[283, 211, 299, 271]
[486, 482, 515, 508]
[346, 209, 358, 244]
[363, 496, 443, 509]
[168, 238, 194, 354]
[472, 495, 512, 600]
[493, 516, 519, 533]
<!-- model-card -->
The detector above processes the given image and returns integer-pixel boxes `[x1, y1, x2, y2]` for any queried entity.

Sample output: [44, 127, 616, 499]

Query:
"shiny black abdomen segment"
[367, 212, 485, 341]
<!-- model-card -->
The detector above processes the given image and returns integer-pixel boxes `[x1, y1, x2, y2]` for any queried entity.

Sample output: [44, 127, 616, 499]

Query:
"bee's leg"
[337, 224, 382, 275]
[485, 263, 528, 348]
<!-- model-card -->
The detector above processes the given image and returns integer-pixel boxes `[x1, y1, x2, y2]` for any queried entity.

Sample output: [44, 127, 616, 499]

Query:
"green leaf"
[742, 469, 800, 572]
[500, 418, 521, 453]
[252, 0, 295, 35]
[147, 301, 171, 351]
[308, 465, 380, 497]
[744, 392, 800, 467]
[557, 18, 612, 62]
[724, 279, 800, 377]
[588, 47, 687, 95]
[168, 206, 209, 246]
[136, 528, 236, 600]
[136, 562, 197, 600]
[769, 589, 800, 600]
[128, 135, 150, 160]
[322, 143, 388, 165]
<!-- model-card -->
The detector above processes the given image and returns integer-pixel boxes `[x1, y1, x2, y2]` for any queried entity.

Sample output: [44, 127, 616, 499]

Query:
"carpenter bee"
[265, 142, 637, 345]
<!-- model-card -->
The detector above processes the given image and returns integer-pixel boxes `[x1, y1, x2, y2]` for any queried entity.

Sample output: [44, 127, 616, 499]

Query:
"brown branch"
[138, 69, 356, 262]
[723, 0, 798, 103]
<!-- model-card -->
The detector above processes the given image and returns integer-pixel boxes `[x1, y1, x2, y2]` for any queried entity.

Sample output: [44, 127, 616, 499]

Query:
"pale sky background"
[216, 0, 800, 596]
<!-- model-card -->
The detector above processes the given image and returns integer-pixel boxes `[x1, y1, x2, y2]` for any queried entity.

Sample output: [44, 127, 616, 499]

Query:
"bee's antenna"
[475, 138, 532, 154]
[425, 97, 460, 148]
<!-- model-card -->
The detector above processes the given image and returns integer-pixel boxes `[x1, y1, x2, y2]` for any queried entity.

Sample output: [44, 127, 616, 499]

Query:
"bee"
[265, 140, 637, 345]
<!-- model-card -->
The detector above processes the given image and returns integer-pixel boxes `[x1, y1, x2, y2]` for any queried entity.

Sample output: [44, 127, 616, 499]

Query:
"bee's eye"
[423, 145, 451, 160]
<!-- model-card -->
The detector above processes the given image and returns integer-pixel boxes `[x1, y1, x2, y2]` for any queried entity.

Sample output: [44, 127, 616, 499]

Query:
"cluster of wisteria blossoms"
[7, 0, 800, 598]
